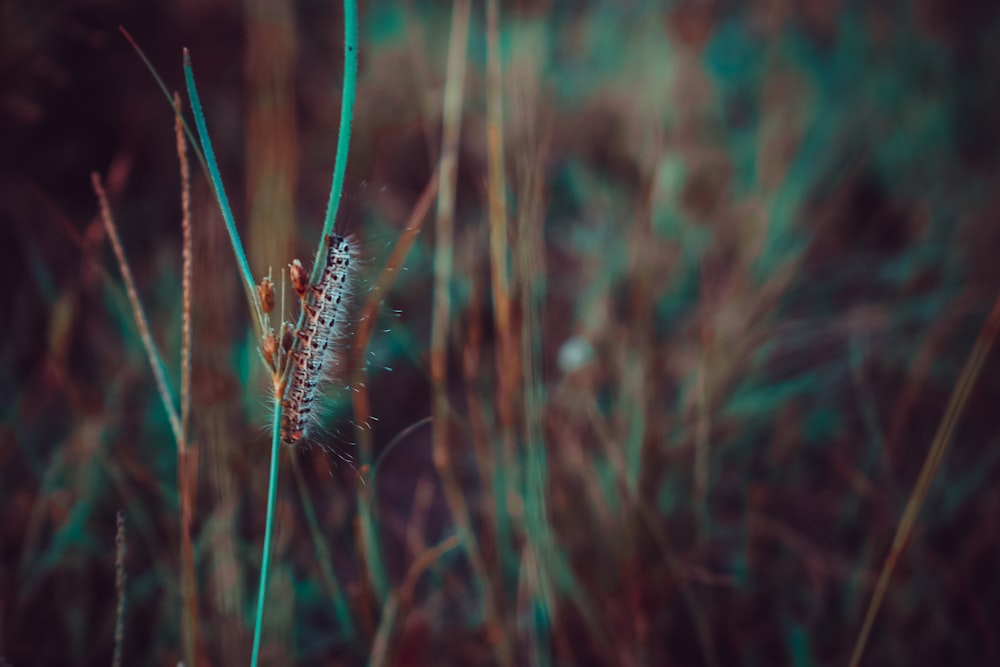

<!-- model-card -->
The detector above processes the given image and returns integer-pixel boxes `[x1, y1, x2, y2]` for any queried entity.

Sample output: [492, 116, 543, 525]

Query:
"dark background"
[2, 0, 1000, 665]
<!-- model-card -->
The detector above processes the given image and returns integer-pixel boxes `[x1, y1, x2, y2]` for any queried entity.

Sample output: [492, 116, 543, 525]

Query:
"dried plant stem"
[91, 173, 182, 444]
[174, 92, 200, 667]
[112, 511, 126, 667]
[92, 167, 200, 665]
[485, 0, 518, 453]
[484, 0, 520, 613]
[429, 0, 467, 506]
[368, 535, 459, 667]
[431, 2, 510, 664]
[848, 293, 1000, 667]
[515, 110, 556, 662]
[175, 95, 193, 473]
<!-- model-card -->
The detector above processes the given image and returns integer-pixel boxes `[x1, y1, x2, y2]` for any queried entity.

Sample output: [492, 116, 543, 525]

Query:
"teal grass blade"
[182, 50, 264, 336]
[314, 0, 359, 284]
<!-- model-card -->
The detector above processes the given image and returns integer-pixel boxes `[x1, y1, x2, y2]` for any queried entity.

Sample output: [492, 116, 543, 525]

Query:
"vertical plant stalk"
[429, 0, 466, 514]
[515, 111, 556, 664]
[249, 404, 283, 667]
[368, 535, 459, 667]
[92, 151, 199, 666]
[484, 1, 520, 627]
[174, 93, 200, 667]
[693, 328, 710, 529]
[848, 294, 1000, 667]
[430, 2, 509, 664]
[485, 0, 518, 458]
[112, 511, 126, 667]
[626, 173, 657, 500]
[91, 173, 182, 444]
[312, 0, 358, 282]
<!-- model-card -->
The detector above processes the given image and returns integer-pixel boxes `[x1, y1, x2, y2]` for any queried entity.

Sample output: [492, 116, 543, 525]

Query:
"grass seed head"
[257, 275, 275, 314]
[290, 259, 309, 299]
[261, 331, 277, 368]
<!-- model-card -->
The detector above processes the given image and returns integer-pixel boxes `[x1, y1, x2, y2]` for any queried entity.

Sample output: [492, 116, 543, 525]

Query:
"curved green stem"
[310, 0, 358, 285]
[282, 0, 359, 393]
[250, 400, 283, 667]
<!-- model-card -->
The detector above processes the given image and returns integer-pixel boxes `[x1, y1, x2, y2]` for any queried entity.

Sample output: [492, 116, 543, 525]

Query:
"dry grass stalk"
[112, 511, 126, 667]
[486, 0, 519, 456]
[849, 293, 1000, 666]
[176, 92, 193, 449]
[91, 172, 182, 444]
[484, 2, 520, 626]
[174, 91, 200, 667]
[431, 1, 511, 663]
[368, 535, 460, 667]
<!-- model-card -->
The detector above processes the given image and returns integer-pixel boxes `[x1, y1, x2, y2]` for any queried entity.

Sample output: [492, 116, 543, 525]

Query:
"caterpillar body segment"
[281, 234, 356, 445]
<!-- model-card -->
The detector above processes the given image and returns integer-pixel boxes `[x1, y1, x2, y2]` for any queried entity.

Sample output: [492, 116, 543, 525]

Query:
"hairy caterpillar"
[281, 234, 356, 445]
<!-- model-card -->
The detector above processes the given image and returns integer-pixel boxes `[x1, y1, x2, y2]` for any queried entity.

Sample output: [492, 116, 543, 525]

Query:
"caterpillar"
[281, 234, 356, 445]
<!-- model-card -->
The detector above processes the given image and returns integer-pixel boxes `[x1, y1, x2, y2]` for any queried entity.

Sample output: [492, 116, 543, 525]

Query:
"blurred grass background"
[3, 0, 1000, 665]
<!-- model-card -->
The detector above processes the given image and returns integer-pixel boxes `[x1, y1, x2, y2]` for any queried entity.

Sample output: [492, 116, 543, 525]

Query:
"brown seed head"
[281, 322, 295, 353]
[261, 331, 278, 368]
[290, 259, 309, 299]
[257, 276, 275, 314]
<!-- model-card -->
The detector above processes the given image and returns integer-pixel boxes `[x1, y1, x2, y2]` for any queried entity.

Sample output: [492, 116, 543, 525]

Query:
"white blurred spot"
[558, 335, 594, 373]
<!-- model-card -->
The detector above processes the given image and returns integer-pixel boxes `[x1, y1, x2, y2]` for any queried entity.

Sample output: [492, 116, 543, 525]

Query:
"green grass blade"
[310, 0, 358, 286]
[182, 50, 264, 335]
[250, 401, 283, 667]
[282, 0, 358, 395]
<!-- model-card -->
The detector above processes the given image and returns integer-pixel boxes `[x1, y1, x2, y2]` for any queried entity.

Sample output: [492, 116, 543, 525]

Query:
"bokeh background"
[3, 0, 1000, 665]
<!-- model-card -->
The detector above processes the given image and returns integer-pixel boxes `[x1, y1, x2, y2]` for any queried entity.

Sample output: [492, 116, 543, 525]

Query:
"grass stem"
[91, 173, 182, 445]
[430, 2, 510, 664]
[174, 91, 200, 667]
[249, 401, 283, 667]
[848, 294, 1000, 666]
